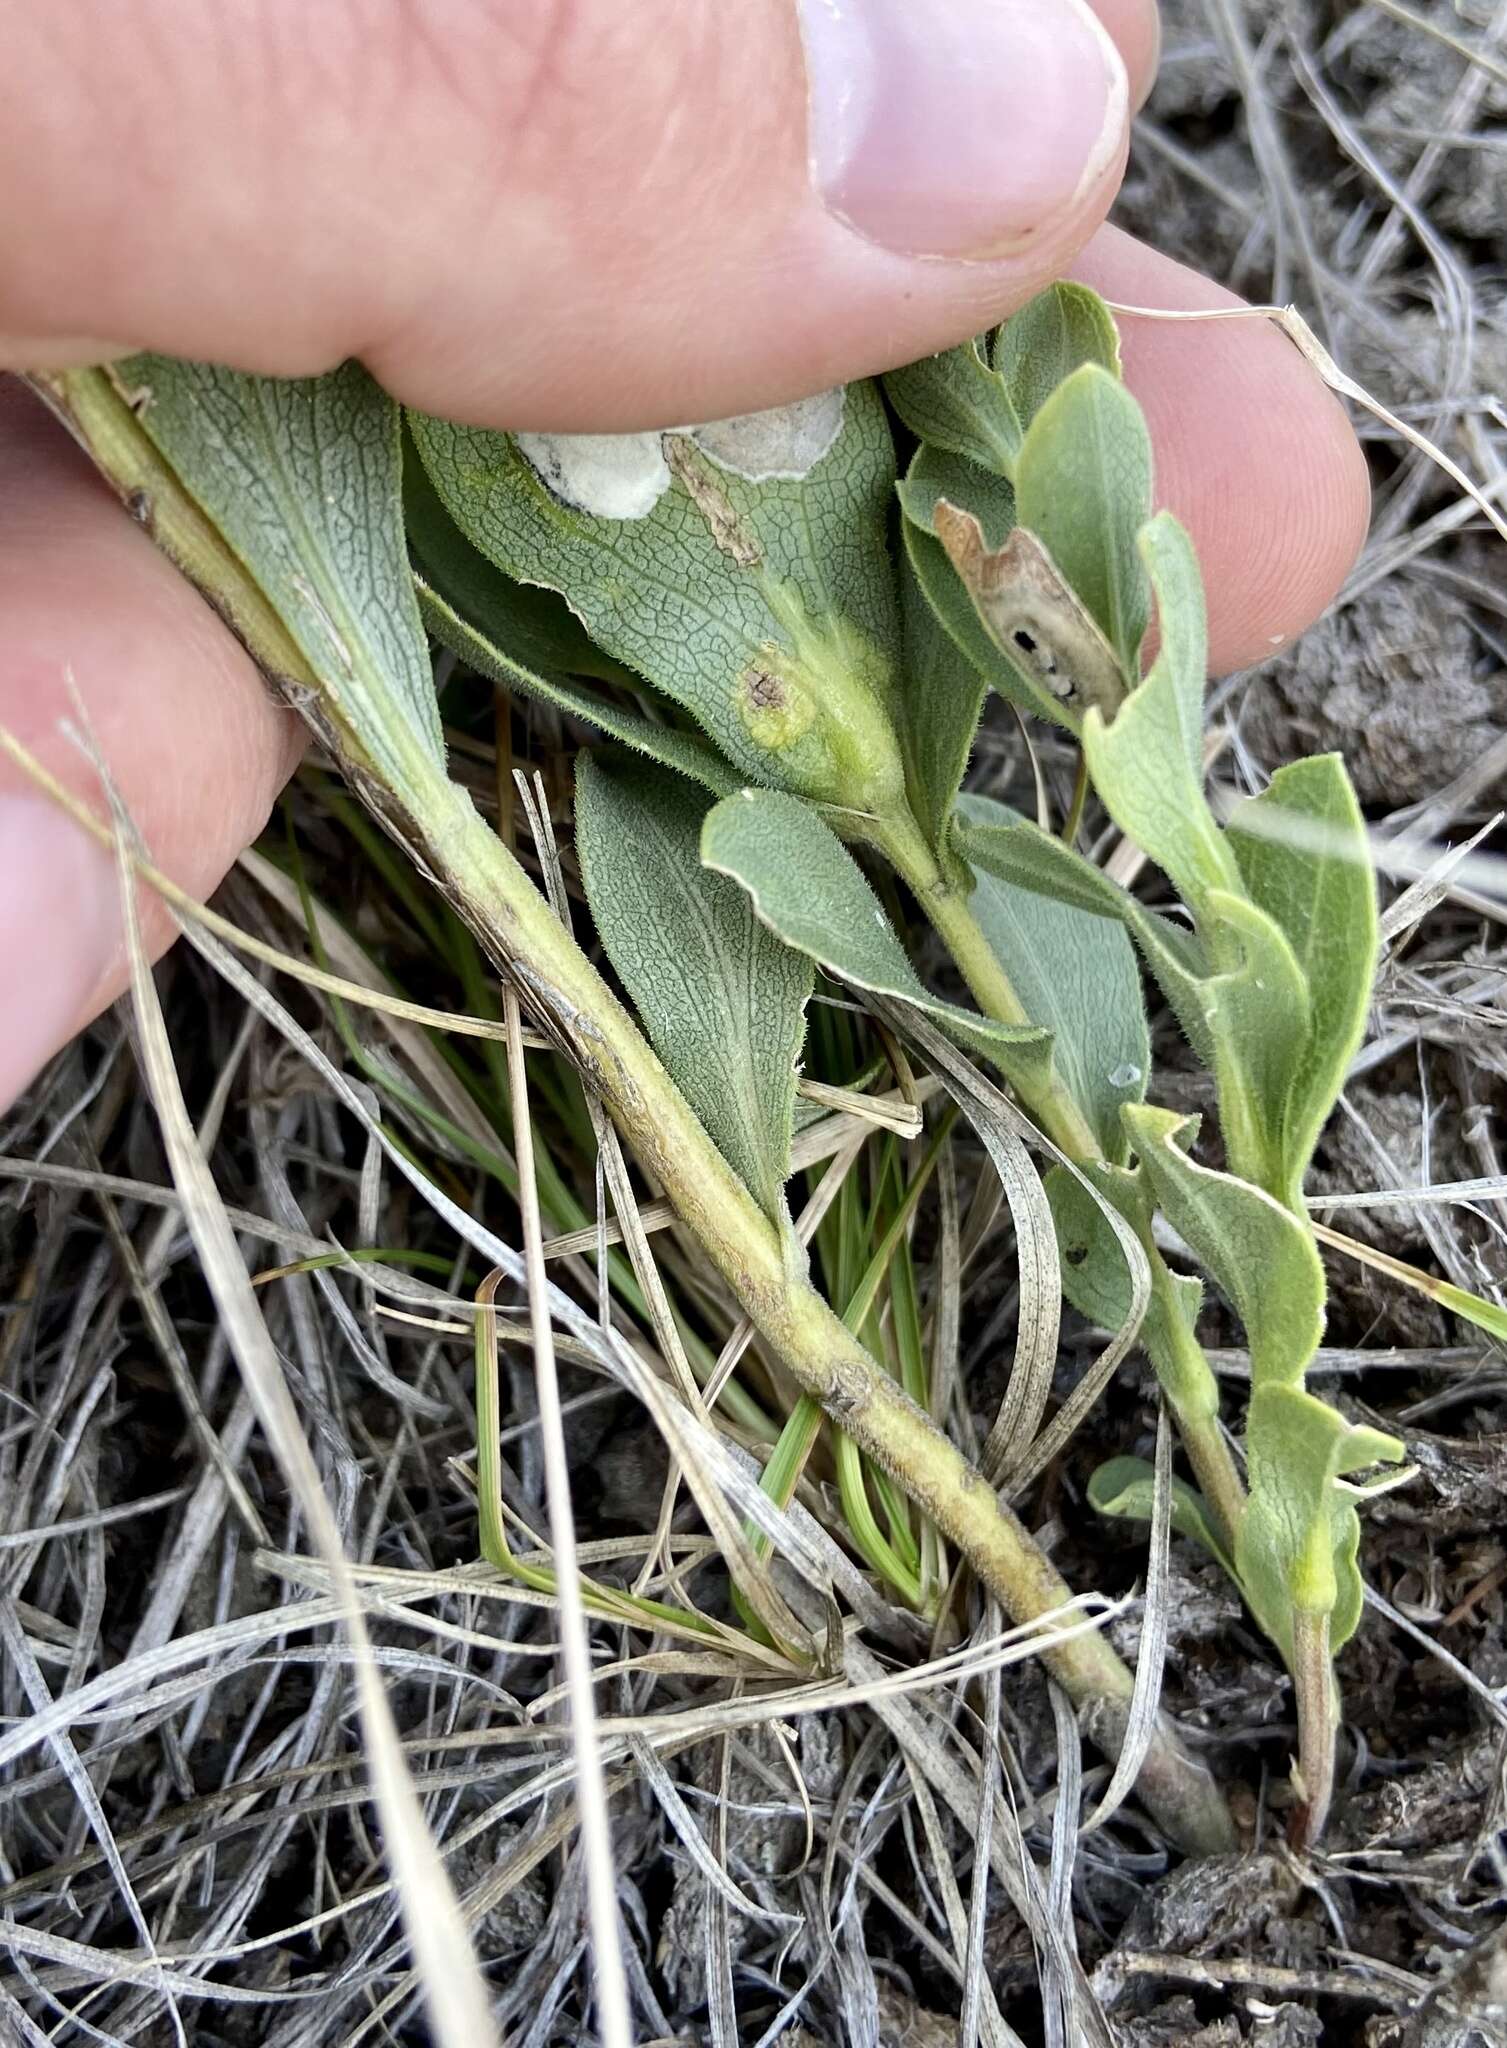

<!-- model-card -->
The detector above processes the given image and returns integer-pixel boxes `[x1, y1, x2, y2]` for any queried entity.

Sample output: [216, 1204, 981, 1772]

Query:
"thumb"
[0, 0, 1148, 428]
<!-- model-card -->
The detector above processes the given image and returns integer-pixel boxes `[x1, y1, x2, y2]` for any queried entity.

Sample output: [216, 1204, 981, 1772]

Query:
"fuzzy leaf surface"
[1088, 1455, 1233, 1574]
[407, 454, 737, 796]
[1119, 1105, 1398, 1648]
[961, 805, 1314, 1203]
[994, 283, 1123, 431]
[1081, 514, 1241, 912]
[1197, 891, 1313, 1197]
[957, 794, 1149, 1159]
[1241, 1385, 1404, 1647]
[1123, 1105, 1326, 1392]
[897, 552, 987, 856]
[406, 441, 631, 684]
[410, 389, 905, 804]
[701, 789, 1049, 1078]
[1226, 755, 1377, 1199]
[955, 812, 1208, 1011]
[1014, 362, 1151, 676]
[883, 339, 1023, 474]
[116, 356, 441, 797]
[1046, 1160, 1215, 1423]
[576, 756, 811, 1222]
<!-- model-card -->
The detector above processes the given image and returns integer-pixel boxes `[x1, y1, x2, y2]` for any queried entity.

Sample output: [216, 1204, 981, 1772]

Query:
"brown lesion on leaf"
[664, 436, 762, 567]
[737, 647, 815, 753]
[934, 500, 1127, 721]
[745, 668, 787, 713]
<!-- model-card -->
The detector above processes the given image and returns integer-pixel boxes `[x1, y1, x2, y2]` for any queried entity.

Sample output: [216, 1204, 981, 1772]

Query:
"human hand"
[0, 0, 1368, 1111]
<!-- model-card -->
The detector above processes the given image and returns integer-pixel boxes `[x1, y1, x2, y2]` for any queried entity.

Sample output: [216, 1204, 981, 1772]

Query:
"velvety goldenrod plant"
[30, 282, 1401, 1848]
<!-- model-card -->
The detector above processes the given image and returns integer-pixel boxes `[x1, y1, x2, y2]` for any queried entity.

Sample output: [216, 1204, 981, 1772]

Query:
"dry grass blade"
[1361, 0, 1507, 85]
[535, 1087, 931, 1262]
[961, 1598, 1006, 2048]
[1078, 1403, 1176, 1836]
[500, 982, 633, 2048]
[1105, 298, 1507, 546]
[0, 723, 536, 1045]
[1378, 814, 1503, 948]
[878, 1000, 1151, 1489]
[1045, 1681, 1086, 2048]
[845, 1636, 1114, 2046]
[0, 1599, 187, 2044]
[102, 806, 500, 2046]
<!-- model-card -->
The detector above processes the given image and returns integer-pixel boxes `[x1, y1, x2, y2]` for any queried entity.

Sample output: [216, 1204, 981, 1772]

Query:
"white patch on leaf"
[515, 430, 671, 520]
[690, 390, 846, 482]
[514, 386, 846, 520]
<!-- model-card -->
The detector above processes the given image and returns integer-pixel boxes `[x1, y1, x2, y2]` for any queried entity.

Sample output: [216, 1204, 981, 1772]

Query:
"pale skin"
[0, 0, 1370, 1111]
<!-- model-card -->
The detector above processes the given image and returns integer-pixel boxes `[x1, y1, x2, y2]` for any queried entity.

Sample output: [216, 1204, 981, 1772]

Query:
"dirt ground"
[2, 2, 1505, 2042]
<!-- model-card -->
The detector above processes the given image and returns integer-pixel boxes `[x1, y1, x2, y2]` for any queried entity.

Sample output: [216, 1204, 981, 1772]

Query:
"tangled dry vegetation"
[3, 2, 1506, 2041]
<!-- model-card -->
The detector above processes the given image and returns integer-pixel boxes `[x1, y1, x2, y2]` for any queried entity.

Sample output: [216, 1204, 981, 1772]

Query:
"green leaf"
[1197, 891, 1313, 1198]
[994, 283, 1123, 432]
[1118, 1110, 1404, 1658]
[116, 356, 442, 800]
[955, 810, 1208, 1009]
[902, 432, 1136, 732]
[956, 794, 1149, 1160]
[1123, 1105, 1326, 1393]
[1014, 362, 1152, 677]
[897, 442, 1016, 546]
[1226, 755, 1378, 1200]
[575, 756, 812, 1223]
[1045, 1159, 1214, 1424]
[883, 339, 1023, 474]
[1241, 1386, 1403, 1648]
[406, 449, 738, 797]
[896, 552, 987, 858]
[1046, 1158, 1153, 1331]
[899, 446, 1087, 736]
[1088, 1455, 1234, 1575]
[406, 437, 632, 686]
[1081, 514, 1242, 913]
[409, 390, 908, 812]
[701, 788, 1050, 1078]
[957, 805, 1312, 1202]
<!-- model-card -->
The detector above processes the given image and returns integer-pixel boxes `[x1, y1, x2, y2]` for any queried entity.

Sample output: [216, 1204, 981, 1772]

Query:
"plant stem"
[422, 773, 1235, 1854]
[876, 806, 1251, 1558]
[873, 813, 1102, 1161]
[1145, 1265, 1248, 1562]
[1289, 1607, 1337, 1850]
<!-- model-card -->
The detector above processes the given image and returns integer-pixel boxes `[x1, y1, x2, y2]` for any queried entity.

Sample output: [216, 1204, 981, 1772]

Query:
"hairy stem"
[1143, 1265, 1248, 1562]
[873, 812, 1102, 1160]
[1289, 1607, 1337, 1850]
[876, 809, 1252, 1556]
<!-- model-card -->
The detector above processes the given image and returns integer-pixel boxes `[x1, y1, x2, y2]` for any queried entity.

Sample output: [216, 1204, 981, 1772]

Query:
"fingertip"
[1086, 0, 1161, 110]
[1073, 228, 1372, 674]
[0, 380, 303, 1109]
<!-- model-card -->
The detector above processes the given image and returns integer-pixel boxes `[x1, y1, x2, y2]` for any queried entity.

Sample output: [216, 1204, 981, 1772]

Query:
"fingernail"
[0, 796, 121, 1110]
[797, 0, 1127, 260]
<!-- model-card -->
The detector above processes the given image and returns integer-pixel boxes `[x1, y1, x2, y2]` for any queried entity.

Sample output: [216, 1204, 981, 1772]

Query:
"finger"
[1, 0, 1141, 428]
[1072, 227, 1371, 675]
[1086, 0, 1161, 107]
[0, 380, 302, 1113]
